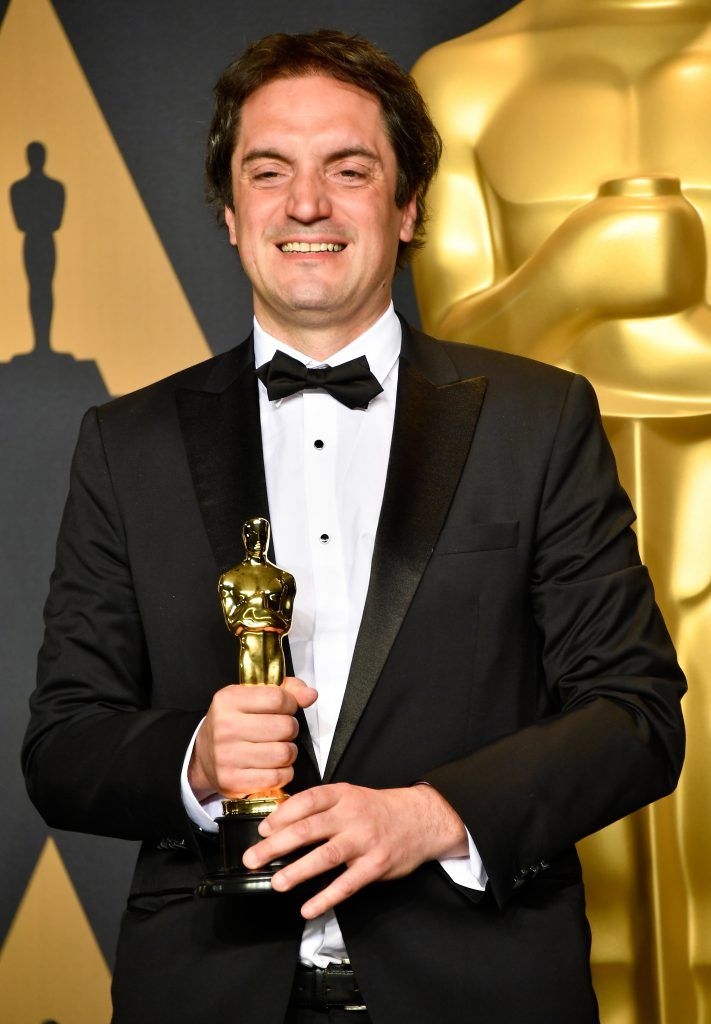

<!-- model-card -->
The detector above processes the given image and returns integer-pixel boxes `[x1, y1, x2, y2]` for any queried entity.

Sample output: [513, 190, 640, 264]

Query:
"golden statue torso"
[413, 1, 711, 416]
[218, 518, 295, 687]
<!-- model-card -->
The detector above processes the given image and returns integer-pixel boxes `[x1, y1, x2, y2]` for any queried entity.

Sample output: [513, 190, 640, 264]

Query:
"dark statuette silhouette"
[10, 141, 66, 354]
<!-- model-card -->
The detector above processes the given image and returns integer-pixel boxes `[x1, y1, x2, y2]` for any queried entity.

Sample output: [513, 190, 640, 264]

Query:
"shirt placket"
[303, 389, 349, 776]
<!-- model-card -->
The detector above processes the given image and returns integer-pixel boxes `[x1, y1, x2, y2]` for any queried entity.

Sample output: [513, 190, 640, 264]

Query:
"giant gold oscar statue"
[413, 3, 711, 1023]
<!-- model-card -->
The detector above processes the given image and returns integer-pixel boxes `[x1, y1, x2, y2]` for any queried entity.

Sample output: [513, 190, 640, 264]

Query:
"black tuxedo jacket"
[23, 322, 685, 1024]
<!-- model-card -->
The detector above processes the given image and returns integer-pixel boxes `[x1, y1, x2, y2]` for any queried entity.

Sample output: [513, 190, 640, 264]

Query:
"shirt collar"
[253, 303, 401, 390]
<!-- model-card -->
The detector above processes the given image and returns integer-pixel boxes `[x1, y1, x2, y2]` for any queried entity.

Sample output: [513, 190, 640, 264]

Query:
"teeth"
[279, 242, 345, 252]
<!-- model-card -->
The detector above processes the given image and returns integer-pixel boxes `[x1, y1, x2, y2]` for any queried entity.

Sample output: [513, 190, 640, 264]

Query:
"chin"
[282, 289, 349, 315]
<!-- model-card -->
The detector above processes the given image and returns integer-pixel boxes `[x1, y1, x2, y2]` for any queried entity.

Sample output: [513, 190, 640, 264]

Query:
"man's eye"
[336, 168, 365, 180]
[252, 169, 283, 182]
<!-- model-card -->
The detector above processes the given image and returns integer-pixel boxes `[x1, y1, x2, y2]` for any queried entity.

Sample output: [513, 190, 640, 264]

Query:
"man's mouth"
[278, 242, 347, 253]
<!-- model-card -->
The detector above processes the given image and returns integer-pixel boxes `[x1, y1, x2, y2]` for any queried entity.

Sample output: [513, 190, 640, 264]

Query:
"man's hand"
[188, 676, 318, 801]
[243, 782, 469, 918]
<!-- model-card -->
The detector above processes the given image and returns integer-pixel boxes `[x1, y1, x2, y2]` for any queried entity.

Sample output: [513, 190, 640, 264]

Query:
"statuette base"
[197, 799, 291, 897]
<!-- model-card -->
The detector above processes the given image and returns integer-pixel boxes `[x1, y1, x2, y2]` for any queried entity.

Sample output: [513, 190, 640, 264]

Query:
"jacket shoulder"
[428, 331, 575, 390]
[94, 339, 251, 430]
[408, 325, 580, 403]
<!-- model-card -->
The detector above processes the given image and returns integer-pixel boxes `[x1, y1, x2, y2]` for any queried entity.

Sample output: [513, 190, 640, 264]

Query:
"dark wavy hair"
[205, 29, 442, 265]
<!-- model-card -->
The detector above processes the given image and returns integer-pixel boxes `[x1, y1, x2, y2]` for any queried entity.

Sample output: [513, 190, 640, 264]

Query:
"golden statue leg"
[224, 631, 290, 808]
[577, 417, 708, 1024]
[625, 417, 711, 1024]
[238, 630, 285, 687]
[578, 810, 658, 1024]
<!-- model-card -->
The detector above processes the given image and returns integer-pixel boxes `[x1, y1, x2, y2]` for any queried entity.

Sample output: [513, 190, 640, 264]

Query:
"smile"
[278, 242, 346, 253]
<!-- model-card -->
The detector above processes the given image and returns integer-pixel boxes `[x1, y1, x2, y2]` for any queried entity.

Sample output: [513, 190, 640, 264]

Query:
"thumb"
[283, 675, 318, 708]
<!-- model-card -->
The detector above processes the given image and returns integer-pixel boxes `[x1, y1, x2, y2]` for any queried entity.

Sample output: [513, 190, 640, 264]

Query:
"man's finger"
[214, 683, 300, 715]
[265, 835, 352, 892]
[215, 713, 299, 744]
[298, 863, 376, 919]
[282, 676, 318, 709]
[217, 739, 297, 770]
[245, 805, 336, 868]
[260, 784, 341, 835]
[220, 766, 295, 799]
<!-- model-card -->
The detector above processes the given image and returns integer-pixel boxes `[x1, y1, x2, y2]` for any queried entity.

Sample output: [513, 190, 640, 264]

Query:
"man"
[23, 30, 685, 1024]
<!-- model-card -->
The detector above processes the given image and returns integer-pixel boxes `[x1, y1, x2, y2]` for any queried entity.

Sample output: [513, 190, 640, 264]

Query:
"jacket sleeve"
[22, 406, 203, 845]
[423, 373, 686, 907]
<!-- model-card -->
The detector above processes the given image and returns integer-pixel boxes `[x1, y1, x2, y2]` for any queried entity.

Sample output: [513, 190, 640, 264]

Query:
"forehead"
[235, 74, 391, 154]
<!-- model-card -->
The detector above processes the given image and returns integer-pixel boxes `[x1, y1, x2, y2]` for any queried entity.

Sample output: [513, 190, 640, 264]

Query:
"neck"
[254, 298, 392, 361]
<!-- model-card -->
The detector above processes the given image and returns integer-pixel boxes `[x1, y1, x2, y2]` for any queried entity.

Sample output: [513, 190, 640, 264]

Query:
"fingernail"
[243, 851, 257, 868]
[271, 873, 287, 891]
[258, 820, 271, 837]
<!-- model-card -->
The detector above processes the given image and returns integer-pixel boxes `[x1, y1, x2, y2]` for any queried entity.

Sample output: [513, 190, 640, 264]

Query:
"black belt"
[290, 962, 367, 1011]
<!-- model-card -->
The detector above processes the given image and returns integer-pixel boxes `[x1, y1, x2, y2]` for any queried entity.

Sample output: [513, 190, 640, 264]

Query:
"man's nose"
[284, 169, 332, 223]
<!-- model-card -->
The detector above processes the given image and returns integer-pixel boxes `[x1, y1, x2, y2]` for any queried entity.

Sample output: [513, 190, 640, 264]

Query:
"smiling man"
[223, 74, 416, 349]
[24, 30, 685, 1024]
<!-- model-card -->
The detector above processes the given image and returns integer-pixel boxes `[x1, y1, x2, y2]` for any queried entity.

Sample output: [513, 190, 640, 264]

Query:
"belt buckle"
[322, 962, 366, 1012]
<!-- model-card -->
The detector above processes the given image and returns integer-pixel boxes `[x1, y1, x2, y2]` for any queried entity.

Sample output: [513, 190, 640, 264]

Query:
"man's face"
[224, 74, 417, 344]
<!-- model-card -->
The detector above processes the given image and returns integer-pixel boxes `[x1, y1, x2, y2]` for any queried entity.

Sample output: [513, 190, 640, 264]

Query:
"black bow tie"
[256, 350, 383, 410]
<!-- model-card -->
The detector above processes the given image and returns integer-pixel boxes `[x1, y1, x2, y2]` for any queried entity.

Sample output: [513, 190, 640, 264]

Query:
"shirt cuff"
[438, 829, 488, 891]
[416, 781, 487, 890]
[180, 718, 220, 833]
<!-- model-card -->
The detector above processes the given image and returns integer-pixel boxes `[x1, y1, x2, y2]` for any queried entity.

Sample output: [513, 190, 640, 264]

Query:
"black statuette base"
[197, 810, 293, 897]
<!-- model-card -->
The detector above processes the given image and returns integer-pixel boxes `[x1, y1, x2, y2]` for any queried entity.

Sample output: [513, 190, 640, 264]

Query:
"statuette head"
[243, 516, 269, 561]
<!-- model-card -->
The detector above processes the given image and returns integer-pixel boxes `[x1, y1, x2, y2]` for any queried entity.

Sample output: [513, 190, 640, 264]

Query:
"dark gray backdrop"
[0, 0, 516, 969]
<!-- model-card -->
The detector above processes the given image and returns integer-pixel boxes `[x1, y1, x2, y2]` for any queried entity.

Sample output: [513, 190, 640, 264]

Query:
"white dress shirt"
[181, 303, 486, 965]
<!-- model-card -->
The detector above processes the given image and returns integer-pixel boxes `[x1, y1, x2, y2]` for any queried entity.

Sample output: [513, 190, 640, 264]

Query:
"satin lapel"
[323, 346, 487, 783]
[175, 339, 268, 574]
[175, 340, 318, 780]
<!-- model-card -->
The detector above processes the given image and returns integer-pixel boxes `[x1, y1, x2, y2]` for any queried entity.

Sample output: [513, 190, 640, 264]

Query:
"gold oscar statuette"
[198, 516, 296, 896]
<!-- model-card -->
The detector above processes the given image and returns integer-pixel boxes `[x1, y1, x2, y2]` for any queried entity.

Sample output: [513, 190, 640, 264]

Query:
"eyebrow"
[241, 146, 381, 167]
[327, 147, 381, 164]
[241, 149, 287, 166]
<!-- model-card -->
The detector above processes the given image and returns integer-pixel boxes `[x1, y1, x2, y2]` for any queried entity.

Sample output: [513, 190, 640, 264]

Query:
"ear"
[224, 205, 238, 246]
[399, 194, 418, 244]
